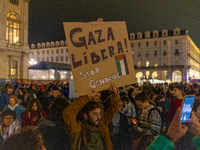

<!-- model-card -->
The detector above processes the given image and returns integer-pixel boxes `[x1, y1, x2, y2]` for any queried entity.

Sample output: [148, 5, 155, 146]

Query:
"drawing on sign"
[115, 54, 129, 76]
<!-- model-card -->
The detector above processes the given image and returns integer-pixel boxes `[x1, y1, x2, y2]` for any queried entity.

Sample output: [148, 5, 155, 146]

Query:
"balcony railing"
[134, 65, 185, 69]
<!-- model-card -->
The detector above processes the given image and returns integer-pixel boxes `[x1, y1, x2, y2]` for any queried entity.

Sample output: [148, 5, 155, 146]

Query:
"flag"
[115, 54, 129, 76]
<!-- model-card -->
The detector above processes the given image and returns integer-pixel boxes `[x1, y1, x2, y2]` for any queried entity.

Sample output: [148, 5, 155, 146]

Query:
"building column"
[53, 50, 56, 62]
[58, 49, 61, 62]
[22, 0, 30, 50]
[44, 50, 47, 61]
[0, 0, 6, 47]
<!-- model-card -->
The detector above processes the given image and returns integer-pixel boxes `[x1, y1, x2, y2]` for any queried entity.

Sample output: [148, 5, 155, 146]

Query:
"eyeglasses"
[3, 117, 14, 121]
[89, 112, 103, 117]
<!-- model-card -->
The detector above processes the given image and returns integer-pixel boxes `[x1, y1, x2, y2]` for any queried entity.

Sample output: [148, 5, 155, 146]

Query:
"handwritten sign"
[63, 20, 136, 96]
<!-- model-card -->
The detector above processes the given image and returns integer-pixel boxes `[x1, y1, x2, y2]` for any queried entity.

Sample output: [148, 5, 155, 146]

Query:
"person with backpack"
[133, 90, 161, 137]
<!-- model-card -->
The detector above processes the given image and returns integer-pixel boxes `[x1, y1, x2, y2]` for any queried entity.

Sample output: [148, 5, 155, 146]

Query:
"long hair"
[26, 98, 43, 112]
[19, 87, 28, 95]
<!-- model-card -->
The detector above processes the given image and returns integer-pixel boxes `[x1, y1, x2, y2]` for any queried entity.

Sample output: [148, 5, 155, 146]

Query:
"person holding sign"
[63, 83, 120, 150]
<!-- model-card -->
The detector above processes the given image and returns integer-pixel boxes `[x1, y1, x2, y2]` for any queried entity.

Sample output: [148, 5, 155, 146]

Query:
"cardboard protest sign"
[63, 20, 136, 96]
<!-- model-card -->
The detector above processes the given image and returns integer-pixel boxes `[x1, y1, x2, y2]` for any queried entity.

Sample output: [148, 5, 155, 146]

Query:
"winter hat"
[39, 86, 44, 90]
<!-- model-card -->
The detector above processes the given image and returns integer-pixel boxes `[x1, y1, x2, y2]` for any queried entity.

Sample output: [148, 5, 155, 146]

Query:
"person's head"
[19, 87, 27, 96]
[49, 98, 69, 116]
[149, 92, 156, 102]
[8, 95, 19, 106]
[121, 96, 129, 107]
[32, 85, 36, 90]
[0, 127, 46, 150]
[6, 84, 14, 94]
[193, 99, 200, 120]
[52, 87, 59, 98]
[134, 134, 155, 150]
[154, 94, 165, 103]
[164, 85, 169, 91]
[2, 110, 16, 127]
[27, 98, 43, 112]
[173, 85, 182, 97]
[53, 81, 56, 85]
[135, 90, 149, 109]
[128, 88, 135, 97]
[118, 100, 123, 113]
[169, 84, 174, 94]
[82, 101, 102, 126]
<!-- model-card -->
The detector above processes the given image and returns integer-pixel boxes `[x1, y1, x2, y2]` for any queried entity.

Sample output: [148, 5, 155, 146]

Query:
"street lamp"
[29, 59, 37, 65]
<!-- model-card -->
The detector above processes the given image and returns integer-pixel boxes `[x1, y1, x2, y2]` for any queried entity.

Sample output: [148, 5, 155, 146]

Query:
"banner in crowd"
[63, 20, 136, 96]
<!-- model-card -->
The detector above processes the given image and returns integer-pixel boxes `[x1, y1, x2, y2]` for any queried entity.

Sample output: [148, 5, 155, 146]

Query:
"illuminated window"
[9, 0, 18, 5]
[6, 12, 20, 44]
[11, 61, 17, 76]
[146, 61, 149, 67]
[138, 61, 141, 67]
[146, 71, 150, 76]
[154, 59, 158, 66]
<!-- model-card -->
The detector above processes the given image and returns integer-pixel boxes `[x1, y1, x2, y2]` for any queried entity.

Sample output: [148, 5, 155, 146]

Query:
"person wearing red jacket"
[22, 98, 47, 127]
[168, 85, 183, 122]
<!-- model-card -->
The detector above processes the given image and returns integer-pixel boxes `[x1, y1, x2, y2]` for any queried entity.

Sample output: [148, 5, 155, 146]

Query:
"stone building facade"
[29, 41, 70, 64]
[0, 0, 30, 79]
[129, 28, 200, 84]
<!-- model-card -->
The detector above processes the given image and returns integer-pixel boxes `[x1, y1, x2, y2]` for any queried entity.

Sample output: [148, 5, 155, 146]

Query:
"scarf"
[8, 104, 19, 111]
[0, 120, 20, 140]
[82, 119, 101, 133]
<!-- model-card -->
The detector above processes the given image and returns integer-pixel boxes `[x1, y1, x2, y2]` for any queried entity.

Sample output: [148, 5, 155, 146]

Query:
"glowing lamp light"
[64, 71, 67, 74]
[51, 76, 54, 78]
[61, 76, 64, 78]
[29, 59, 37, 65]
[155, 74, 158, 77]
[70, 76, 73, 80]
[42, 76, 45, 79]
[14, 37, 19, 43]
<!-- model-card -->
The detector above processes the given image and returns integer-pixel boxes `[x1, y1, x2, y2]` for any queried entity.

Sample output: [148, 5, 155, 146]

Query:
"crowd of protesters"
[1, 81, 200, 150]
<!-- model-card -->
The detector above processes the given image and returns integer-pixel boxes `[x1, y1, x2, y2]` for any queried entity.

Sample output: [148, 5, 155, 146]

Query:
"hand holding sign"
[88, 89, 100, 102]
[109, 83, 117, 94]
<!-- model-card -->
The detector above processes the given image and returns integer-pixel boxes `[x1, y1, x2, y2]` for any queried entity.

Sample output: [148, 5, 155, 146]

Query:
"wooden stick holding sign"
[63, 18, 136, 96]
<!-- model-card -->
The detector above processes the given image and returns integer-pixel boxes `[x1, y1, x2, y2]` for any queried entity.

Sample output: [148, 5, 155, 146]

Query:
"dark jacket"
[36, 115, 71, 150]
[0, 92, 13, 109]
[18, 93, 30, 108]
[46, 96, 56, 115]
[29, 90, 38, 99]
[109, 113, 129, 149]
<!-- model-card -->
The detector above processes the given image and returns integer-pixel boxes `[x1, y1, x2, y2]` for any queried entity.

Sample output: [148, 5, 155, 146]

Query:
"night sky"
[29, 0, 200, 46]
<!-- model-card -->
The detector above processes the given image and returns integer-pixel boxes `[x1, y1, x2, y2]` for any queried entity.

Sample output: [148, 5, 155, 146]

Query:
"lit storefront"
[28, 61, 72, 80]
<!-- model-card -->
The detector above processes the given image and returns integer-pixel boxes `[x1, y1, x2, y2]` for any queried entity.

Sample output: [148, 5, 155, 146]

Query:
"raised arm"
[101, 84, 120, 125]
[63, 95, 90, 136]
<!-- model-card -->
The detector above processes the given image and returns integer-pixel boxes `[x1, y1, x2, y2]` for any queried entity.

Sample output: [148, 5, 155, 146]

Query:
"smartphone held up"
[181, 96, 195, 123]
